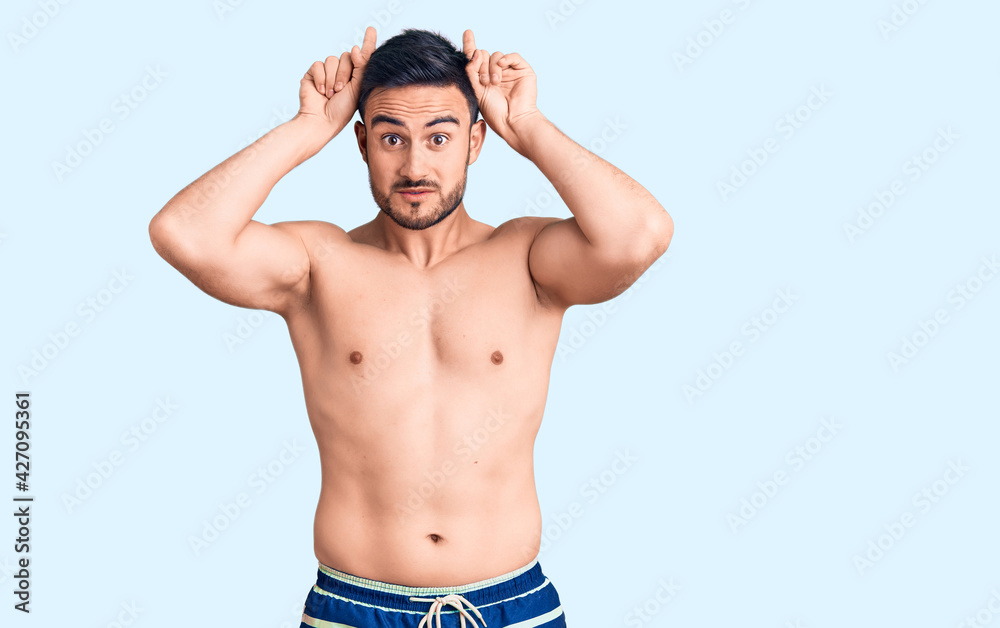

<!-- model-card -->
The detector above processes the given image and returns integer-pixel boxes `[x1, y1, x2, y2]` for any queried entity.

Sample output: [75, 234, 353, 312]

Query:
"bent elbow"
[148, 213, 179, 259]
[650, 212, 674, 257]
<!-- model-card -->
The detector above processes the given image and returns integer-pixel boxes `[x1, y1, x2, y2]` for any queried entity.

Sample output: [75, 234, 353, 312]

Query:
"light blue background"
[2, 0, 999, 626]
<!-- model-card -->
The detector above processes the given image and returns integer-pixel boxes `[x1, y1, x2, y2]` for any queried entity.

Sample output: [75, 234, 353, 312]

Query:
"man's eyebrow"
[370, 114, 460, 129]
[370, 114, 404, 128]
[425, 116, 460, 128]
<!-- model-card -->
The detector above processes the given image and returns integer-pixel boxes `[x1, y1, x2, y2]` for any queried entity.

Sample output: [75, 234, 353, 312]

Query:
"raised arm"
[520, 115, 673, 308]
[462, 30, 673, 310]
[148, 28, 377, 316]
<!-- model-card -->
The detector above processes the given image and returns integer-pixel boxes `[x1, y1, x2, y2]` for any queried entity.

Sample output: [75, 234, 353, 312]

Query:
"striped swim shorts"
[299, 556, 567, 627]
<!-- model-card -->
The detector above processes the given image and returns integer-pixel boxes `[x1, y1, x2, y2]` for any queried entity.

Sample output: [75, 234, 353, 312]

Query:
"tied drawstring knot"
[408, 593, 487, 628]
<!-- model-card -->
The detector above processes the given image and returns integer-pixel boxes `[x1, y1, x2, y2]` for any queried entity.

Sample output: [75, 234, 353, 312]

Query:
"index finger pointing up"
[462, 29, 476, 61]
[357, 26, 377, 63]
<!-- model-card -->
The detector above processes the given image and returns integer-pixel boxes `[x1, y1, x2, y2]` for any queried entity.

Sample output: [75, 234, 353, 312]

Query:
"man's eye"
[384, 136, 401, 146]
[431, 135, 448, 146]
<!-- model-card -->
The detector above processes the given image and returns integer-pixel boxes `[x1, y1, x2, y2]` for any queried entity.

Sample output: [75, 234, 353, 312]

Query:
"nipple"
[349, 351, 363, 365]
[491, 350, 503, 365]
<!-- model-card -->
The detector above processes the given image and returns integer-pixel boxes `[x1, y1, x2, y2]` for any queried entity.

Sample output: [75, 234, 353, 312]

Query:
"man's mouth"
[397, 188, 434, 198]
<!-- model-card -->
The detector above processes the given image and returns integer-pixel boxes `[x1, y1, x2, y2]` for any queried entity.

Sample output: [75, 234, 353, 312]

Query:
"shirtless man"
[149, 26, 672, 628]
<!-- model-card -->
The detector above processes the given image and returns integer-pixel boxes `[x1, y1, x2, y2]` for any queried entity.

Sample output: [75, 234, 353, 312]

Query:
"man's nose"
[399, 145, 430, 180]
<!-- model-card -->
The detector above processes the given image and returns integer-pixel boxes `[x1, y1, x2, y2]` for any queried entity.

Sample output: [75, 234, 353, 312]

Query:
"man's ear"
[467, 119, 487, 166]
[354, 120, 367, 163]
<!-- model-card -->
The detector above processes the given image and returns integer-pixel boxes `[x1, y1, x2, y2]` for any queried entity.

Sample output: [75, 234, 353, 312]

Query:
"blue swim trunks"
[299, 556, 567, 627]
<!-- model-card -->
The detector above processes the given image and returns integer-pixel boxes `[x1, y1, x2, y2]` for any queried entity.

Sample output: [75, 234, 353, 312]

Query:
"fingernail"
[318, 84, 325, 94]
[481, 74, 488, 84]
[335, 82, 344, 91]
[492, 73, 499, 84]
[327, 88, 334, 97]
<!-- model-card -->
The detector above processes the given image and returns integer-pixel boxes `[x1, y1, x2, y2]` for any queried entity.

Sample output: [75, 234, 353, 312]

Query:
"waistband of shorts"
[312, 556, 545, 611]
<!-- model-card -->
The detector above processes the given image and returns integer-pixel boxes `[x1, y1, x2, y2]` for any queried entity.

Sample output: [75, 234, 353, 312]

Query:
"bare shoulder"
[490, 215, 561, 245]
[271, 219, 353, 259]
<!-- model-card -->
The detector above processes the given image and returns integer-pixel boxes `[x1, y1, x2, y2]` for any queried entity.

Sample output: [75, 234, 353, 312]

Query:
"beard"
[368, 163, 469, 231]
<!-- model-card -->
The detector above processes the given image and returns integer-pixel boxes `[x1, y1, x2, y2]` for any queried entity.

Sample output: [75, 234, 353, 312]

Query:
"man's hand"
[297, 26, 378, 136]
[463, 29, 543, 157]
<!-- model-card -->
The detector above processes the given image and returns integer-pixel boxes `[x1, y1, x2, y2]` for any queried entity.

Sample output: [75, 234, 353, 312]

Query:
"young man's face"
[356, 84, 485, 231]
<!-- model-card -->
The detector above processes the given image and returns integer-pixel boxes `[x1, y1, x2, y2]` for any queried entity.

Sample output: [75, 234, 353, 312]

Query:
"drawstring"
[408, 593, 487, 628]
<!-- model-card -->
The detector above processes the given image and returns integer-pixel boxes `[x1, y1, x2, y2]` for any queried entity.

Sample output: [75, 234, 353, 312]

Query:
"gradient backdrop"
[2, 0, 999, 626]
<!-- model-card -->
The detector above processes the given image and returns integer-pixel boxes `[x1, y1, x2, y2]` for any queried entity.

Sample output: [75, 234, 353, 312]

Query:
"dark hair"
[358, 29, 479, 127]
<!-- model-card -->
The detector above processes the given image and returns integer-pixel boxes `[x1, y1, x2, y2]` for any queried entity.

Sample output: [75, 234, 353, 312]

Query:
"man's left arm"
[463, 30, 673, 309]
[515, 113, 673, 308]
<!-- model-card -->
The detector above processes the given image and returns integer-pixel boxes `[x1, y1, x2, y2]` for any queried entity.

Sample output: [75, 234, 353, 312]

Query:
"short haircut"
[357, 29, 479, 127]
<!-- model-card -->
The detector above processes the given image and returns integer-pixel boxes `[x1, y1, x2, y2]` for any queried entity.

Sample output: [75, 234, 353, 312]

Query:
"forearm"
[515, 113, 672, 256]
[151, 114, 336, 247]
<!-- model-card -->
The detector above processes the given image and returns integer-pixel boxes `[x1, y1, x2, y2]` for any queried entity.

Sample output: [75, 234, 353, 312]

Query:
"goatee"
[369, 167, 468, 231]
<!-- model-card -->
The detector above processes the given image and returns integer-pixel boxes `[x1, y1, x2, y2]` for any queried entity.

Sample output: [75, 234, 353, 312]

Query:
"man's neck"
[372, 205, 483, 269]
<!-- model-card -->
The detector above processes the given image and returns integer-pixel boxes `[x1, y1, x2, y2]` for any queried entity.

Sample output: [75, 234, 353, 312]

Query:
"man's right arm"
[149, 27, 377, 317]
[148, 116, 336, 316]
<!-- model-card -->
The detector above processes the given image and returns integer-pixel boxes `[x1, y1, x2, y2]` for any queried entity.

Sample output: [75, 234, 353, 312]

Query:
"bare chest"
[286, 239, 562, 394]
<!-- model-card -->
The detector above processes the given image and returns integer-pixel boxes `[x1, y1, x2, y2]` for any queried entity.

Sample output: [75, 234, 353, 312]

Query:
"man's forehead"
[366, 84, 468, 127]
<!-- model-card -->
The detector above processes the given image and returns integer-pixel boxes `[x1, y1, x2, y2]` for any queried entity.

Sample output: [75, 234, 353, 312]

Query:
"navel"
[427, 533, 443, 543]
[349, 351, 363, 365]
[491, 350, 503, 365]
